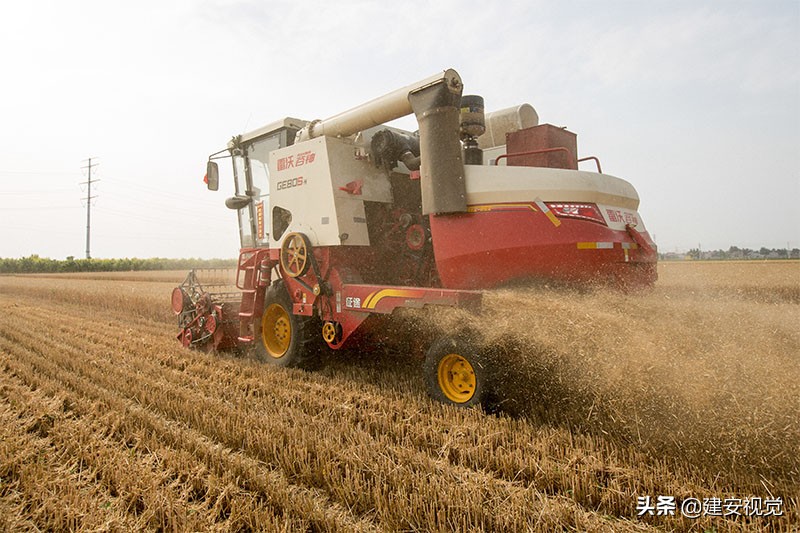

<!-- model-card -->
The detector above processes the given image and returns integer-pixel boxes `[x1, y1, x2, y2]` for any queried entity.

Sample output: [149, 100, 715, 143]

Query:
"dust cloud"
[404, 262, 800, 487]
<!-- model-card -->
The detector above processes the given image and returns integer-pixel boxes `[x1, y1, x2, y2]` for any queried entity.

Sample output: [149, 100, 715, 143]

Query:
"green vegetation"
[661, 246, 800, 261]
[0, 255, 236, 274]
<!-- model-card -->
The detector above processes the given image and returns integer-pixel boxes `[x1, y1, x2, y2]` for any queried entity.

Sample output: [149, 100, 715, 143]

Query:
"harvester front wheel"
[424, 335, 491, 408]
[255, 282, 319, 368]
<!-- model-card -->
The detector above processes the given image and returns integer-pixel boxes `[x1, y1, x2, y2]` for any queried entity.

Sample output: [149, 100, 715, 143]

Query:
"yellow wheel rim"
[322, 322, 337, 343]
[437, 353, 477, 403]
[261, 303, 291, 358]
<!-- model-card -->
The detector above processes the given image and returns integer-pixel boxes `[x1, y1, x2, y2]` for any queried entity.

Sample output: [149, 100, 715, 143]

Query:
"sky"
[1, 0, 798, 259]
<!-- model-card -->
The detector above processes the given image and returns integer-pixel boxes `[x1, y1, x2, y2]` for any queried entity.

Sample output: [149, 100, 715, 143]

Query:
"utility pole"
[80, 158, 99, 259]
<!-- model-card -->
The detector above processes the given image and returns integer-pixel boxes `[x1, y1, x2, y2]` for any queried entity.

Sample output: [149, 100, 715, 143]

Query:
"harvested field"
[0, 261, 798, 531]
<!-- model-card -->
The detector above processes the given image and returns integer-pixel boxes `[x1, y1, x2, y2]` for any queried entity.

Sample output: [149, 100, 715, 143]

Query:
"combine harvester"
[173, 68, 656, 408]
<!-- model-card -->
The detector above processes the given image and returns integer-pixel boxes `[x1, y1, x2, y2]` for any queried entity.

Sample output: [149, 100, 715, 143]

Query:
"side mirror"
[225, 195, 251, 210]
[206, 161, 219, 191]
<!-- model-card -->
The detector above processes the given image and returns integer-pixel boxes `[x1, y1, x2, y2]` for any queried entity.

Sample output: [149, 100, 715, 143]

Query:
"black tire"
[254, 281, 320, 369]
[424, 334, 492, 408]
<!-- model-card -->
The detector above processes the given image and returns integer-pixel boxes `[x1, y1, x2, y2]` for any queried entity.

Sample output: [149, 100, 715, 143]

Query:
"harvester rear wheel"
[255, 281, 320, 368]
[424, 335, 491, 408]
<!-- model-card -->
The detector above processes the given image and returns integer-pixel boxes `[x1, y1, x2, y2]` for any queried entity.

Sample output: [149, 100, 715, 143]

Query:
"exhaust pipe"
[296, 69, 467, 215]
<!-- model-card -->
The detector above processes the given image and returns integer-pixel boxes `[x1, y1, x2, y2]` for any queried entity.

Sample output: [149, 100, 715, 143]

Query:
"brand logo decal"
[277, 176, 305, 190]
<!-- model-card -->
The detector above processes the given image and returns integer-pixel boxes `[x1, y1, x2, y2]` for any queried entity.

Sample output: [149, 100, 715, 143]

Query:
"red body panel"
[429, 205, 657, 290]
[178, 198, 656, 353]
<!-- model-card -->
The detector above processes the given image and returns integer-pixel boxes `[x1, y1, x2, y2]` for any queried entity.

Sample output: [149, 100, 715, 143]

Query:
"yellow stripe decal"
[577, 242, 615, 249]
[467, 203, 537, 213]
[534, 198, 561, 227]
[362, 290, 379, 308]
[364, 289, 425, 309]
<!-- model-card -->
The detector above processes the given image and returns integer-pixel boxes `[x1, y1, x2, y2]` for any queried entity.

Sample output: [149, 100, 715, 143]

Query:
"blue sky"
[1, 0, 798, 258]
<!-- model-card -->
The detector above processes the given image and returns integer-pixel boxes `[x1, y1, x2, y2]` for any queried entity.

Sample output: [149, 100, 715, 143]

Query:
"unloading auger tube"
[295, 68, 467, 215]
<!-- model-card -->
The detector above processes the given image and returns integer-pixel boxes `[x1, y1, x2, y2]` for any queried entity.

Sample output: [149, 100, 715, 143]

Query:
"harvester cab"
[175, 68, 657, 408]
[206, 119, 306, 249]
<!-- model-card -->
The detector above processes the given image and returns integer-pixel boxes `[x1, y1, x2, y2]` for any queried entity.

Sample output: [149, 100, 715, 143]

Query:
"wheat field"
[0, 261, 797, 531]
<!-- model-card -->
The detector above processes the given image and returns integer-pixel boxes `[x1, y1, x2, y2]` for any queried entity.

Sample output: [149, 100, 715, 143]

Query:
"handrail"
[578, 156, 603, 173]
[493, 149, 604, 174]
[493, 147, 576, 168]
[235, 251, 256, 290]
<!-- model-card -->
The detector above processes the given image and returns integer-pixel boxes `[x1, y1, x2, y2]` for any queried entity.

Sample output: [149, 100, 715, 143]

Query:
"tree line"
[0, 255, 237, 274]
[3, 247, 797, 274]
[663, 246, 800, 261]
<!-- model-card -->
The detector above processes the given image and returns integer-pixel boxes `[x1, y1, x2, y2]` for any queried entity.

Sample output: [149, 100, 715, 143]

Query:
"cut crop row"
[0, 330, 374, 532]
[0, 301, 647, 531]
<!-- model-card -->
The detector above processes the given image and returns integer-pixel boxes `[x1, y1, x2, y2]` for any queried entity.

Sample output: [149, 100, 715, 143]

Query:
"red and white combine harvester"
[173, 68, 657, 407]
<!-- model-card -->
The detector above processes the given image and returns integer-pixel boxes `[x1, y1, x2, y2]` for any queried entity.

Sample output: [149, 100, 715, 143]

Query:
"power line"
[0, 170, 80, 176]
[0, 188, 76, 195]
[0, 206, 82, 211]
[103, 175, 224, 207]
[80, 157, 99, 259]
[99, 190, 229, 218]
[93, 206, 234, 232]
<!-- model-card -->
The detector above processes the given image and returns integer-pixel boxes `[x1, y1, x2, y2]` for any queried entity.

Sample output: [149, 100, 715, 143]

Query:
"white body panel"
[235, 117, 307, 147]
[477, 104, 539, 149]
[268, 136, 392, 248]
[464, 165, 647, 231]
